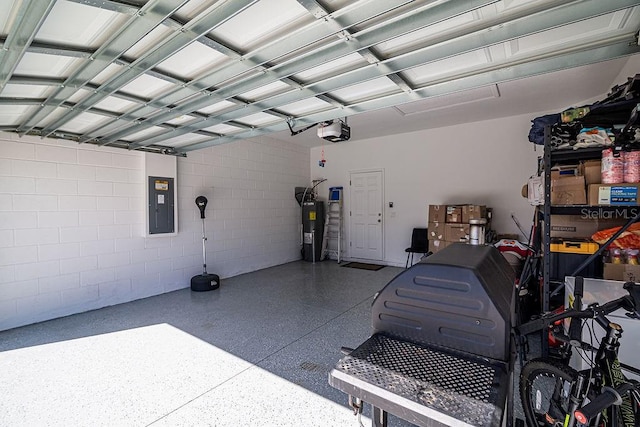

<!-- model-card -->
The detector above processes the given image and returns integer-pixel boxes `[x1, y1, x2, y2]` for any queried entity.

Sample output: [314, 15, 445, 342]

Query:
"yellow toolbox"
[550, 240, 599, 255]
[550, 239, 601, 281]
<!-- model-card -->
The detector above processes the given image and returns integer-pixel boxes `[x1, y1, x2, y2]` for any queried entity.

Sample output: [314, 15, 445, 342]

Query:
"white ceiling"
[0, 0, 639, 155]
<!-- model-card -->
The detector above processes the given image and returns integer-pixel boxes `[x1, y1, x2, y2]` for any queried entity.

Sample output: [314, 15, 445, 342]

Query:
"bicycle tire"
[520, 358, 579, 427]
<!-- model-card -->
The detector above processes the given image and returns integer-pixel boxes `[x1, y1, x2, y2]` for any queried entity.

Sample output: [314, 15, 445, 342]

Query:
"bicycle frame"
[560, 312, 639, 426]
[595, 323, 637, 427]
[519, 282, 640, 427]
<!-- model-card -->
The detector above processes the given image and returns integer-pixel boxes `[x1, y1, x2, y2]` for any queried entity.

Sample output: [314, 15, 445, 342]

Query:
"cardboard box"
[550, 215, 627, 239]
[580, 159, 601, 185]
[429, 239, 449, 254]
[462, 205, 487, 223]
[445, 223, 470, 242]
[603, 263, 640, 282]
[551, 164, 579, 179]
[428, 204, 446, 223]
[428, 221, 445, 241]
[551, 175, 586, 205]
[588, 183, 640, 206]
[446, 205, 463, 223]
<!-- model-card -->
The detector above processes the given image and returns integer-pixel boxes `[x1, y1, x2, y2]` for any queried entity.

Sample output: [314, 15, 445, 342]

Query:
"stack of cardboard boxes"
[428, 204, 488, 253]
[550, 160, 599, 205]
[550, 157, 640, 280]
[550, 158, 640, 206]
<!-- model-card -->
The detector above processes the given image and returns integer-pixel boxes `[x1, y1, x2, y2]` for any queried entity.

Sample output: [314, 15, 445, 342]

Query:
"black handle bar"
[574, 382, 637, 424]
[519, 290, 637, 336]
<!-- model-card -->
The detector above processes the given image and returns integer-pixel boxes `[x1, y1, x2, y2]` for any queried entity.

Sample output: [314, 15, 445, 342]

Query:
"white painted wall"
[0, 133, 309, 331]
[612, 54, 640, 86]
[310, 113, 541, 266]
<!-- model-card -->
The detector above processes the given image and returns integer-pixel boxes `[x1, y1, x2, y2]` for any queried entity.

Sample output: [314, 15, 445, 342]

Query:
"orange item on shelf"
[592, 223, 640, 248]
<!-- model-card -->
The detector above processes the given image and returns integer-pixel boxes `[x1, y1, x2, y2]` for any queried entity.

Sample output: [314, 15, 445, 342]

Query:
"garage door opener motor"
[191, 196, 220, 292]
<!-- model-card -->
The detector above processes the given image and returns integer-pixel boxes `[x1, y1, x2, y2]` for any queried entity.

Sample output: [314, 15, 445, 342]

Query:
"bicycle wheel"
[520, 358, 579, 427]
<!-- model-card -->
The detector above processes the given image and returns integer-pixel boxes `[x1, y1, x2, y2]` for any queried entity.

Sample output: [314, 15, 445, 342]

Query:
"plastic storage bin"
[550, 240, 602, 281]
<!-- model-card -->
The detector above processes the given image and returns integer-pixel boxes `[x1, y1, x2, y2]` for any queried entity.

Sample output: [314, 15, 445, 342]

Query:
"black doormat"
[341, 262, 385, 271]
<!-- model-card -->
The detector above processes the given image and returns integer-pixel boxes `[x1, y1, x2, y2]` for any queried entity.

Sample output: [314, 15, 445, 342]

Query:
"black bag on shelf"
[528, 113, 561, 145]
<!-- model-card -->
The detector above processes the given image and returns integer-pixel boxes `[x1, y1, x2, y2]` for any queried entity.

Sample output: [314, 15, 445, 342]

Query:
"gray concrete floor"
[0, 260, 426, 427]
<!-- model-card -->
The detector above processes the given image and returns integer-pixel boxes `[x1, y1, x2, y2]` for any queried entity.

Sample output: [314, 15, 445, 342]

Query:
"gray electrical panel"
[148, 176, 175, 234]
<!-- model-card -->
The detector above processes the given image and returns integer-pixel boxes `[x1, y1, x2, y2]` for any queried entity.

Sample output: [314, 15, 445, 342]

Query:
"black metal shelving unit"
[540, 131, 640, 356]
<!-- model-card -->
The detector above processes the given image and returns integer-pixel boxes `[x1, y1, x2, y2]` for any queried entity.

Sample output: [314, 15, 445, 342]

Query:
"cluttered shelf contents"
[534, 146, 640, 278]
[546, 139, 640, 286]
[525, 74, 640, 322]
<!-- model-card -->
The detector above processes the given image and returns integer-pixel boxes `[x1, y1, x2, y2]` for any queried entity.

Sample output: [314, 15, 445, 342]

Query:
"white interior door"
[349, 170, 383, 261]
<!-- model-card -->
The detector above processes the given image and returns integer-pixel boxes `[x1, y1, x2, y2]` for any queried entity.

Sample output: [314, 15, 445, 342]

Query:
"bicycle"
[518, 278, 640, 426]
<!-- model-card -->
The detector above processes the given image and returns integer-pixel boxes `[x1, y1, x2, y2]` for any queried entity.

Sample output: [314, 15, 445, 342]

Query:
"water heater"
[302, 201, 324, 262]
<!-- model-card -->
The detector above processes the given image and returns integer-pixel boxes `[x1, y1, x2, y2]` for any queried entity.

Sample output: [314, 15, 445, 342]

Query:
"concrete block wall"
[177, 136, 310, 279]
[0, 133, 310, 331]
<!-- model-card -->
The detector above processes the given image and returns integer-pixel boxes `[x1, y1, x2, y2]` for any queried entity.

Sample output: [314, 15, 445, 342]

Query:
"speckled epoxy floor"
[0, 260, 424, 427]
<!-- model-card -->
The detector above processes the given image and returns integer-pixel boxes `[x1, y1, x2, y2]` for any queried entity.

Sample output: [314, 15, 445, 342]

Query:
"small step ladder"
[322, 187, 343, 262]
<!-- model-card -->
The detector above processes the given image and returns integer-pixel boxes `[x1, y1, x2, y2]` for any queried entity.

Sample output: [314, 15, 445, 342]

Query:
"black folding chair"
[405, 227, 430, 268]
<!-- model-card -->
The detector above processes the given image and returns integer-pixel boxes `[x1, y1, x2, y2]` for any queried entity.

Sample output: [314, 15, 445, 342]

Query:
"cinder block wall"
[0, 134, 309, 331]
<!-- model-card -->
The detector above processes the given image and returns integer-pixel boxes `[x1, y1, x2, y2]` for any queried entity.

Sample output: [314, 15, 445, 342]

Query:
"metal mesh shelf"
[329, 334, 509, 427]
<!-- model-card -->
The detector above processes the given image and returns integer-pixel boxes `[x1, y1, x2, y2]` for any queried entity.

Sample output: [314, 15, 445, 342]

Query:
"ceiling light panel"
[235, 111, 280, 127]
[89, 63, 126, 86]
[38, 106, 75, 130]
[374, 12, 476, 57]
[197, 100, 238, 115]
[293, 52, 367, 83]
[94, 96, 138, 114]
[329, 76, 404, 103]
[201, 123, 244, 134]
[0, 105, 33, 125]
[126, 126, 169, 143]
[120, 74, 175, 99]
[122, 25, 175, 59]
[35, 1, 126, 49]
[404, 50, 491, 86]
[65, 88, 93, 104]
[0, 2, 18, 35]
[210, 0, 310, 50]
[153, 132, 209, 148]
[277, 97, 333, 116]
[13, 52, 81, 78]
[156, 41, 229, 80]
[239, 80, 292, 101]
[58, 111, 112, 134]
[173, 0, 219, 20]
[0, 83, 51, 98]
[165, 114, 199, 126]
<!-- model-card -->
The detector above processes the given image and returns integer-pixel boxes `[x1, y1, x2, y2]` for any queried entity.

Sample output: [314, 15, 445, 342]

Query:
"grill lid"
[371, 243, 515, 361]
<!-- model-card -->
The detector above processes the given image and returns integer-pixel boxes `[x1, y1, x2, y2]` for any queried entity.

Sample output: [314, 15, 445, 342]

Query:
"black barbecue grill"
[329, 243, 516, 427]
